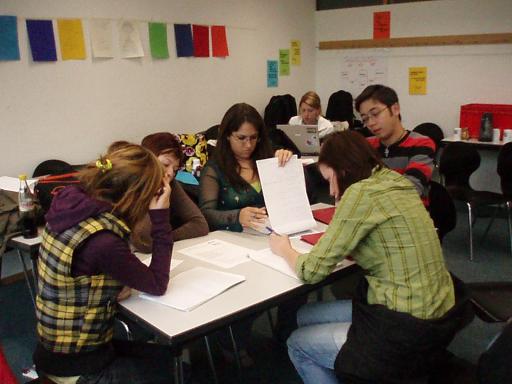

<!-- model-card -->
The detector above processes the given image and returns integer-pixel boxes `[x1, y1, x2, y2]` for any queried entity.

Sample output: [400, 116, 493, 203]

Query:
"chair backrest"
[428, 181, 457, 242]
[439, 142, 480, 189]
[413, 122, 444, 152]
[32, 159, 75, 178]
[325, 90, 354, 126]
[497, 142, 512, 198]
[263, 95, 300, 153]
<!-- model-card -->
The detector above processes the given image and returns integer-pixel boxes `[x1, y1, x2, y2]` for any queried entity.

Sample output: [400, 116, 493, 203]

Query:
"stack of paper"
[139, 266, 245, 311]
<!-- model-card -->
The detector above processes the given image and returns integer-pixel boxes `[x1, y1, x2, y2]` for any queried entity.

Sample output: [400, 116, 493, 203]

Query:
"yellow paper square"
[291, 40, 301, 66]
[58, 19, 86, 60]
[409, 67, 427, 95]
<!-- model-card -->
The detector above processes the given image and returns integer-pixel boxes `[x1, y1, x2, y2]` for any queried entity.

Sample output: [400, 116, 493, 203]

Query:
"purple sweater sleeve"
[71, 209, 173, 296]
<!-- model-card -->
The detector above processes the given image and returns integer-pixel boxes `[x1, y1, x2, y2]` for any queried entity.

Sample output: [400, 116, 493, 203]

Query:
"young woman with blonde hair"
[289, 91, 344, 139]
[34, 143, 175, 384]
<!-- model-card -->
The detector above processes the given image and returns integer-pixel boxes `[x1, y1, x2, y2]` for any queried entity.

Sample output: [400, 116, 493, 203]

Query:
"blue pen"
[266, 226, 280, 236]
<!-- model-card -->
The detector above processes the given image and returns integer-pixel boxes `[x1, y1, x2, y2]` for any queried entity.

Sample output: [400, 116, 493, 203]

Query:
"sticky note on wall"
[373, 11, 390, 39]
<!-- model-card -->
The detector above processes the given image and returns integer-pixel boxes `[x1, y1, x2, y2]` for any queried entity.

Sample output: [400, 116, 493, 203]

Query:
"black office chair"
[325, 89, 354, 128]
[413, 122, 444, 153]
[439, 142, 507, 261]
[497, 142, 512, 256]
[428, 181, 457, 242]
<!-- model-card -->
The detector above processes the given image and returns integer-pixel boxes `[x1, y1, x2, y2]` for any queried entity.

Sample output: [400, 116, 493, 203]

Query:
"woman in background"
[289, 91, 345, 139]
[130, 132, 208, 252]
[34, 143, 175, 384]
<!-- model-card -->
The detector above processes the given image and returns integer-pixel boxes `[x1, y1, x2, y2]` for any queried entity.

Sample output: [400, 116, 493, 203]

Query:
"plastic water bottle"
[18, 174, 38, 238]
[479, 113, 493, 142]
[192, 158, 202, 178]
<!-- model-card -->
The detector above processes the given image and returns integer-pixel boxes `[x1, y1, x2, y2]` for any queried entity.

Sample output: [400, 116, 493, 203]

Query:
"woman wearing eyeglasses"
[198, 103, 293, 366]
[199, 103, 292, 232]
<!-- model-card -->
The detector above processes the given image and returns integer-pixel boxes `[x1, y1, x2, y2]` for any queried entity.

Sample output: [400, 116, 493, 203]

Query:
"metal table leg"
[16, 249, 36, 309]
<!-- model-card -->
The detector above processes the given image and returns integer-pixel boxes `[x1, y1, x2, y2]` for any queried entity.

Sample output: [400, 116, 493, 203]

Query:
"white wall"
[0, 0, 316, 177]
[315, 0, 512, 136]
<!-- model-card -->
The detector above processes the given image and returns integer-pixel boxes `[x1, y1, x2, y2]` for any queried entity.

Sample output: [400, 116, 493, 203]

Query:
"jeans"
[287, 300, 352, 384]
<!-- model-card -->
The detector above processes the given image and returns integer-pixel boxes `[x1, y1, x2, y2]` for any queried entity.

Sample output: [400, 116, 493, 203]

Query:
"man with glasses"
[355, 84, 435, 204]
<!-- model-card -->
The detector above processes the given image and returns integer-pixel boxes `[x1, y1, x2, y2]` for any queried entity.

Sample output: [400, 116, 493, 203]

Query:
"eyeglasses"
[231, 134, 260, 143]
[360, 106, 390, 125]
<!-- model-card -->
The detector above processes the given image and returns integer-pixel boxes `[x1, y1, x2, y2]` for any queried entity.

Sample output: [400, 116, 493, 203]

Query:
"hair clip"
[95, 158, 112, 173]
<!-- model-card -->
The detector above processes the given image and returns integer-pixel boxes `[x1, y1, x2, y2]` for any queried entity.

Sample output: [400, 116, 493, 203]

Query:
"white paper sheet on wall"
[340, 55, 388, 99]
[90, 19, 114, 58]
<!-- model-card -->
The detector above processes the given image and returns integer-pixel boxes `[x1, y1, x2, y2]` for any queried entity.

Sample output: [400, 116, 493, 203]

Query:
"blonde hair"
[299, 91, 322, 112]
[78, 143, 163, 228]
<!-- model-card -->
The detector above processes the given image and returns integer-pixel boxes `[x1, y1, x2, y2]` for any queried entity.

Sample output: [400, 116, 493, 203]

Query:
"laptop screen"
[277, 124, 320, 155]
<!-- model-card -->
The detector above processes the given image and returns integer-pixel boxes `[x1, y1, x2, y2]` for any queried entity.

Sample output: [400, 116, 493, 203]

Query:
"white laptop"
[277, 124, 320, 155]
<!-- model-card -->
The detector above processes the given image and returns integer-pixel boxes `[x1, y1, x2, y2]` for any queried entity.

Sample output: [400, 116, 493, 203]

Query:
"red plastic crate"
[460, 104, 512, 139]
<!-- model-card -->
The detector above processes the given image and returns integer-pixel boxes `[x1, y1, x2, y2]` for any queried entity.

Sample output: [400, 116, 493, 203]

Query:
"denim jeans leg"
[287, 301, 352, 384]
[297, 299, 352, 327]
[287, 321, 351, 384]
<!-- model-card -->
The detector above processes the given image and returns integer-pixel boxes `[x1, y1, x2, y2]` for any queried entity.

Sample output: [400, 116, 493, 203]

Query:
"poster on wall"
[340, 56, 388, 99]
[409, 67, 427, 95]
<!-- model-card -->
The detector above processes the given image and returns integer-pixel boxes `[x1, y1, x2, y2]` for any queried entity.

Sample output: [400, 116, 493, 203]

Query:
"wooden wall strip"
[318, 33, 512, 50]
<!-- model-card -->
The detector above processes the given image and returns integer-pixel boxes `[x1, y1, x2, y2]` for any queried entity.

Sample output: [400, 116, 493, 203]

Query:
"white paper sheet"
[136, 253, 183, 270]
[178, 239, 251, 268]
[256, 156, 316, 235]
[248, 248, 300, 280]
[118, 20, 144, 58]
[139, 267, 245, 311]
[89, 19, 114, 58]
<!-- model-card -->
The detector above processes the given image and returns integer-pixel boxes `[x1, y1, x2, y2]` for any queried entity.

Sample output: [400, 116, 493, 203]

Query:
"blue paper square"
[174, 24, 194, 57]
[0, 15, 20, 60]
[26, 19, 57, 61]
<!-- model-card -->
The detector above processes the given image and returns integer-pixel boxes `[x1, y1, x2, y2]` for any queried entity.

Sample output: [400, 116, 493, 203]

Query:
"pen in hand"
[266, 226, 281, 236]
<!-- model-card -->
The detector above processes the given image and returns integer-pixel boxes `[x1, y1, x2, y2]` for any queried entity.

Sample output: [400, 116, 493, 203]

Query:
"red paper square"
[211, 25, 229, 57]
[312, 207, 336, 225]
[373, 11, 390, 39]
[193, 24, 209, 57]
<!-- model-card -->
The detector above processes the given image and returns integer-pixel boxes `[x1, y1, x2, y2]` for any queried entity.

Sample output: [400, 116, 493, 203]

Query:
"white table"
[119, 216, 356, 383]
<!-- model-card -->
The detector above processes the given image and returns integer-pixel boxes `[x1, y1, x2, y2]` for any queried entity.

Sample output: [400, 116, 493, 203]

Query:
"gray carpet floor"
[1, 204, 510, 383]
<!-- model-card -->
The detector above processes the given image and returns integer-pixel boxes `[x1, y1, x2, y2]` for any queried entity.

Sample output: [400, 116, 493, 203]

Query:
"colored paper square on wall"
[279, 49, 290, 76]
[0, 15, 20, 60]
[267, 60, 278, 87]
[373, 11, 390, 39]
[193, 25, 209, 57]
[26, 19, 57, 61]
[57, 19, 86, 60]
[409, 67, 427, 95]
[291, 40, 301, 66]
[149, 22, 169, 59]
[119, 20, 144, 58]
[174, 24, 193, 57]
[89, 19, 114, 58]
[211, 25, 228, 57]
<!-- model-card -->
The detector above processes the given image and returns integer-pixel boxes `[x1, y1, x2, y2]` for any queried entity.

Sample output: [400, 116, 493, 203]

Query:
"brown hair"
[299, 91, 322, 112]
[215, 103, 273, 189]
[78, 143, 163, 228]
[318, 131, 384, 195]
[141, 132, 184, 166]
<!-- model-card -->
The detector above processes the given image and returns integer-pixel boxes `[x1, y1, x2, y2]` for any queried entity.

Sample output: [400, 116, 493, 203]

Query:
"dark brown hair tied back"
[318, 131, 384, 195]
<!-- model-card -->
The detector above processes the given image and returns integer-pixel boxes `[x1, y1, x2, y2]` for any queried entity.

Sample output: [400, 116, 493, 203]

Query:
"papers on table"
[178, 239, 251, 268]
[136, 253, 183, 270]
[256, 156, 316, 235]
[249, 248, 300, 280]
[139, 266, 245, 311]
[0, 176, 37, 192]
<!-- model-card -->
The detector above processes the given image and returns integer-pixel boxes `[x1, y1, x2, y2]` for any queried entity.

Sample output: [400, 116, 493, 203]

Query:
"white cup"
[504, 129, 512, 144]
[453, 127, 461, 140]
[492, 128, 501, 143]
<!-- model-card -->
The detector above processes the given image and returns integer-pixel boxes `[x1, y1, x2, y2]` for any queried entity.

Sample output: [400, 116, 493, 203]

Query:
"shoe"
[220, 347, 255, 368]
